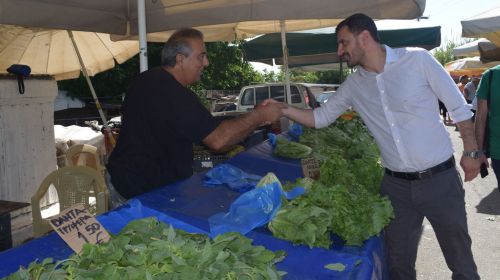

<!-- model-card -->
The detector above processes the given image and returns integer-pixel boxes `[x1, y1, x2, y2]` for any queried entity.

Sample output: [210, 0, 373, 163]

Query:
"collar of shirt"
[357, 45, 397, 77]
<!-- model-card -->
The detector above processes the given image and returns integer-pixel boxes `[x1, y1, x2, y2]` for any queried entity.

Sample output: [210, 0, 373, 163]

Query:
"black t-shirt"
[107, 67, 219, 198]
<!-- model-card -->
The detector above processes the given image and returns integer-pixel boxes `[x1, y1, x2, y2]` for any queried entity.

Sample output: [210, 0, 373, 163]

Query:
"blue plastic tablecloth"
[0, 140, 386, 279]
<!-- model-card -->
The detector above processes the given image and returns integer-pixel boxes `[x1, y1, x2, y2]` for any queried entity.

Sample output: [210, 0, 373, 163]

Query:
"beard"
[341, 53, 358, 68]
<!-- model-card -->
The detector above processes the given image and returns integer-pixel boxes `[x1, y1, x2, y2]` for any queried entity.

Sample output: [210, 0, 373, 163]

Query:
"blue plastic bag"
[204, 163, 261, 192]
[288, 123, 303, 141]
[208, 181, 283, 237]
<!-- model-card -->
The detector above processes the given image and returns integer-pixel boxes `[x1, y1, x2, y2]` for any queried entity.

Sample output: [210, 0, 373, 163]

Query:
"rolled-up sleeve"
[313, 83, 352, 128]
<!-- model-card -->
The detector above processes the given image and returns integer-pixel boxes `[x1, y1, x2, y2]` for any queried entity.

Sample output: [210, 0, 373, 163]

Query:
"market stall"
[0, 135, 387, 279]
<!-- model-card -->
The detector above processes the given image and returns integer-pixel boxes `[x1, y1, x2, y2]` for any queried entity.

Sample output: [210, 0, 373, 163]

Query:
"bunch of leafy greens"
[269, 117, 393, 247]
[273, 136, 312, 159]
[4, 217, 286, 280]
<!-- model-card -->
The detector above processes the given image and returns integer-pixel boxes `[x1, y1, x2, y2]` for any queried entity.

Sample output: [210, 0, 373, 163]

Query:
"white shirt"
[314, 46, 472, 172]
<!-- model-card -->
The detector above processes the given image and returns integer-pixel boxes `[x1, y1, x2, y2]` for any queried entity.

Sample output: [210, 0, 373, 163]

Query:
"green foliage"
[315, 69, 350, 84]
[261, 69, 282, 82]
[199, 41, 264, 90]
[265, 68, 349, 84]
[273, 136, 312, 159]
[3, 218, 286, 280]
[432, 41, 459, 66]
[58, 42, 264, 102]
[431, 38, 475, 66]
[268, 117, 394, 247]
[58, 43, 164, 102]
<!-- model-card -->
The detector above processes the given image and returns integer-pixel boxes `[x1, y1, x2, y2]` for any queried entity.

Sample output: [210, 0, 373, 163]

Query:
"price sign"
[301, 157, 320, 180]
[49, 204, 110, 253]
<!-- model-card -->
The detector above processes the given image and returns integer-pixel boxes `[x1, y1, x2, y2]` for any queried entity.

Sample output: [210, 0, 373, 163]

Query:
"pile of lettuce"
[269, 117, 394, 247]
[4, 218, 286, 280]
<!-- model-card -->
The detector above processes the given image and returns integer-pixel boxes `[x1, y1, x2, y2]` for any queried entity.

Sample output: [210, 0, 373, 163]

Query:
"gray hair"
[161, 28, 204, 67]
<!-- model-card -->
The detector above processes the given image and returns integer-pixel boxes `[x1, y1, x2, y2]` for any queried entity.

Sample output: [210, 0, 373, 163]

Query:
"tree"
[432, 41, 459, 66]
[58, 41, 263, 102]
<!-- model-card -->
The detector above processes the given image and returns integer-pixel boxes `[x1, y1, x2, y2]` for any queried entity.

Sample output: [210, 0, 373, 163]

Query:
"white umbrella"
[461, 6, 500, 47]
[445, 56, 499, 77]
[0, 25, 139, 80]
[0, 0, 427, 72]
[0, 25, 140, 146]
[453, 38, 491, 57]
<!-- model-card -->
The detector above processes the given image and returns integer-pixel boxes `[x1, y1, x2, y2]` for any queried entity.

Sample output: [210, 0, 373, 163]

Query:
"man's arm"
[202, 102, 285, 152]
[282, 106, 315, 128]
[456, 119, 481, 181]
[474, 99, 490, 167]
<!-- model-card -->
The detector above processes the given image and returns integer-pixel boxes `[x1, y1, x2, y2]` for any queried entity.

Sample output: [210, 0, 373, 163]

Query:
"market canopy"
[478, 41, 500, 63]
[453, 38, 491, 57]
[461, 6, 500, 47]
[445, 56, 499, 77]
[0, 0, 426, 72]
[0, 25, 139, 80]
[0, 0, 426, 40]
[453, 38, 500, 63]
[243, 26, 441, 69]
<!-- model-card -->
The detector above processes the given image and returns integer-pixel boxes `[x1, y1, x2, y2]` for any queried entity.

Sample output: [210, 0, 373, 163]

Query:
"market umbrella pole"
[67, 30, 116, 148]
[137, 0, 148, 73]
[280, 21, 292, 104]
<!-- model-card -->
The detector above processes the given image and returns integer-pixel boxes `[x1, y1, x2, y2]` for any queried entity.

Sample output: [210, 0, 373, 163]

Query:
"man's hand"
[254, 101, 287, 123]
[460, 156, 480, 182]
[259, 98, 280, 107]
[479, 153, 489, 168]
[456, 119, 480, 181]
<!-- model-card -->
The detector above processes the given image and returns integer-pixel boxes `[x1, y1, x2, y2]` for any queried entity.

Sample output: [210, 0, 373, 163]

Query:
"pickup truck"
[212, 83, 338, 118]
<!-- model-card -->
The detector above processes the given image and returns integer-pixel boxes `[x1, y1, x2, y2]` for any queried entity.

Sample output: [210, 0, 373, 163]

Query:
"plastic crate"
[192, 153, 230, 173]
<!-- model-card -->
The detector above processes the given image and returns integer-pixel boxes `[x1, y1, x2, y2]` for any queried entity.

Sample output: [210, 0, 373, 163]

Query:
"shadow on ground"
[476, 189, 500, 215]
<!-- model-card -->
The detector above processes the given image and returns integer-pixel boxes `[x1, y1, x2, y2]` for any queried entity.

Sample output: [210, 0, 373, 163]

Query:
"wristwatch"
[463, 150, 482, 159]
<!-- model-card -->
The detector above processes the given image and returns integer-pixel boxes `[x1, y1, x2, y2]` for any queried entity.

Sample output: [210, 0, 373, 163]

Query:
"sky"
[251, 0, 500, 73]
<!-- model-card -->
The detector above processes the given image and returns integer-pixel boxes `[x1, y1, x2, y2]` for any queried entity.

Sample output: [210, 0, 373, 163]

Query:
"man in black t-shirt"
[106, 28, 284, 204]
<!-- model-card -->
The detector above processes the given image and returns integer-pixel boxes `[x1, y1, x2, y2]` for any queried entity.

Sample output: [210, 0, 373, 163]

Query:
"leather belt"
[385, 157, 455, 181]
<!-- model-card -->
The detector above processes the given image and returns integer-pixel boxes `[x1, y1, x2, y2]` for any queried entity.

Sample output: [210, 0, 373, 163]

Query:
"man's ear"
[175, 53, 184, 65]
[360, 30, 371, 46]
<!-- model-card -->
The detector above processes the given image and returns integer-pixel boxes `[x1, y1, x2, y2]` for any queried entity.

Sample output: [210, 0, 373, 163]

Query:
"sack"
[6, 64, 31, 94]
[204, 163, 261, 192]
[208, 181, 283, 237]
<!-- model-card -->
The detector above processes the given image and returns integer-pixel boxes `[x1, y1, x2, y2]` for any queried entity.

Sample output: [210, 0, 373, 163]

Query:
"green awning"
[244, 26, 441, 68]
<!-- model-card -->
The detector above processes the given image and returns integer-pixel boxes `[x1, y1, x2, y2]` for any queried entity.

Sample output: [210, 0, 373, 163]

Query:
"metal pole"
[67, 30, 116, 148]
[280, 20, 292, 131]
[280, 20, 291, 104]
[137, 0, 148, 72]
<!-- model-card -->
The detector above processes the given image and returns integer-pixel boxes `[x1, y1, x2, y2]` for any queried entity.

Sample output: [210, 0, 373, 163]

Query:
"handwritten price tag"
[301, 157, 320, 180]
[49, 204, 110, 253]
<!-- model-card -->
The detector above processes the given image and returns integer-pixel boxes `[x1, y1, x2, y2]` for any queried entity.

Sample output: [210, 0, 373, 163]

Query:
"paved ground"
[416, 124, 500, 280]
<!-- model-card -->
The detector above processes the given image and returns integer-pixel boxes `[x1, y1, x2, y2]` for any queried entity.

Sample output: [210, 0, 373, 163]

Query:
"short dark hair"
[161, 28, 204, 67]
[335, 13, 379, 42]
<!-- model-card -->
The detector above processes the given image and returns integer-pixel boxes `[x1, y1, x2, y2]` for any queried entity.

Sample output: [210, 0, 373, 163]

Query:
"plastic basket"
[192, 152, 230, 173]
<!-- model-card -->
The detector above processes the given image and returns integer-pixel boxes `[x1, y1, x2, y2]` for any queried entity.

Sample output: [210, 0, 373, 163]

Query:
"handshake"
[254, 99, 288, 125]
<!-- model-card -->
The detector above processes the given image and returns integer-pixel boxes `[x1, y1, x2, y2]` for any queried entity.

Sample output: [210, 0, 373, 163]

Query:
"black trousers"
[380, 167, 479, 280]
[492, 158, 500, 191]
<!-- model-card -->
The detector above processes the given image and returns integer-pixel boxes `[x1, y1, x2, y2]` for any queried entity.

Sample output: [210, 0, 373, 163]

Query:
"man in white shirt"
[270, 13, 480, 280]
